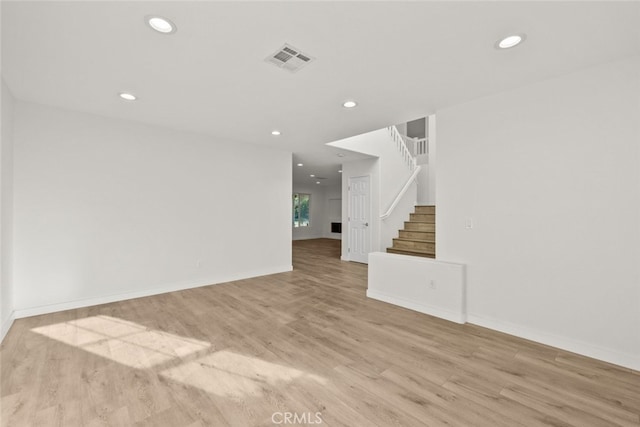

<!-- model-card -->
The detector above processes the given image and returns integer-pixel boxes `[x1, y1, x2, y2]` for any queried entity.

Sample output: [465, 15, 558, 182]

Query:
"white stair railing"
[387, 126, 416, 171]
[414, 137, 428, 157]
[380, 165, 421, 220]
[381, 125, 421, 220]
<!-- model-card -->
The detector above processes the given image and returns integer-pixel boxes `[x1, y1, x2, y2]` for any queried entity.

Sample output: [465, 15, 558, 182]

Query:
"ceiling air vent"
[265, 43, 315, 73]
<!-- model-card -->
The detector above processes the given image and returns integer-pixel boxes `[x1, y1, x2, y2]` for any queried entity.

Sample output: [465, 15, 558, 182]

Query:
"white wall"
[1, 79, 16, 340]
[416, 166, 430, 206]
[437, 56, 640, 369]
[417, 114, 436, 206]
[323, 184, 342, 240]
[426, 114, 437, 206]
[13, 102, 292, 316]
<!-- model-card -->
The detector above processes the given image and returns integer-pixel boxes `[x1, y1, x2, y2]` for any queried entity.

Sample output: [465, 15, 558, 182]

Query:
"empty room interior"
[1, 1, 639, 426]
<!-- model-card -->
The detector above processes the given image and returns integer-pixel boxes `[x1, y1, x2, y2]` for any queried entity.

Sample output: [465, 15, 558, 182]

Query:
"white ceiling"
[3, 1, 639, 187]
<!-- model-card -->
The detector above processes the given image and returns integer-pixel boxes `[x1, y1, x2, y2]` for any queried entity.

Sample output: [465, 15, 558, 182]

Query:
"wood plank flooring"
[1, 238, 639, 426]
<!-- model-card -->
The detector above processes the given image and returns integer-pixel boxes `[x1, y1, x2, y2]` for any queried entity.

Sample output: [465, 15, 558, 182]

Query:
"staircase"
[386, 205, 435, 258]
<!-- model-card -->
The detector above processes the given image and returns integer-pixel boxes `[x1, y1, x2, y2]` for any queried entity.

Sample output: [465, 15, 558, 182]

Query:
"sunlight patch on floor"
[31, 316, 326, 398]
[160, 350, 326, 398]
[31, 315, 211, 369]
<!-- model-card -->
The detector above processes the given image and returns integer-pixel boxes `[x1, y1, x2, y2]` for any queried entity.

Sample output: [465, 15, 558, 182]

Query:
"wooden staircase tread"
[393, 237, 436, 243]
[404, 223, 435, 231]
[386, 248, 436, 257]
[399, 231, 434, 235]
[387, 246, 435, 254]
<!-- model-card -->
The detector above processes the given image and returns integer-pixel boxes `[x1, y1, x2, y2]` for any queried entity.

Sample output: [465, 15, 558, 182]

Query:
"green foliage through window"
[293, 193, 310, 227]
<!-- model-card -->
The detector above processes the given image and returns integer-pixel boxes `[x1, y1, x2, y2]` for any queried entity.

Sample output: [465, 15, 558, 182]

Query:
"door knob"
[364, 222, 369, 226]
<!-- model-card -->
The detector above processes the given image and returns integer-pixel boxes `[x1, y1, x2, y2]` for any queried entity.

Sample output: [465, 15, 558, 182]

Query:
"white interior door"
[348, 176, 371, 263]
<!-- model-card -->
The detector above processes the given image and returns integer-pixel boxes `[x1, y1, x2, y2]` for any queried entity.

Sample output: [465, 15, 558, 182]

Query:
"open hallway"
[1, 239, 639, 426]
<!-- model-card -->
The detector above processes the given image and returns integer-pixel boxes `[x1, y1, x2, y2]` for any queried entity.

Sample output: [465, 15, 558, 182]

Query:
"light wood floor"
[1, 238, 639, 426]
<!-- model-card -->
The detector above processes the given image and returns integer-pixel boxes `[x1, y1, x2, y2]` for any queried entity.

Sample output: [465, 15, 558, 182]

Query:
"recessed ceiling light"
[337, 153, 345, 157]
[496, 34, 526, 49]
[146, 15, 177, 34]
[119, 92, 137, 101]
[297, 163, 303, 167]
[342, 100, 358, 108]
[316, 181, 321, 184]
[271, 130, 281, 136]
[310, 174, 315, 177]
[338, 170, 342, 173]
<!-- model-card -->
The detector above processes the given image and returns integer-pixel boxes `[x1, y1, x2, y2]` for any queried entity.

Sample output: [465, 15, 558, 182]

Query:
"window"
[292, 193, 310, 227]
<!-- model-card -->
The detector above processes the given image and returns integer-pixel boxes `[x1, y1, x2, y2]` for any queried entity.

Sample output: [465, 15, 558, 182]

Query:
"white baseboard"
[467, 314, 640, 371]
[322, 234, 342, 240]
[292, 235, 324, 241]
[14, 265, 293, 319]
[367, 289, 466, 324]
[1, 311, 15, 344]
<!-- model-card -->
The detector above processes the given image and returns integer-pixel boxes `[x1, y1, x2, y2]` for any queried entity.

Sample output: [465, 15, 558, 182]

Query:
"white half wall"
[13, 102, 292, 316]
[1, 79, 16, 341]
[368, 252, 465, 324]
[437, 56, 640, 369]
